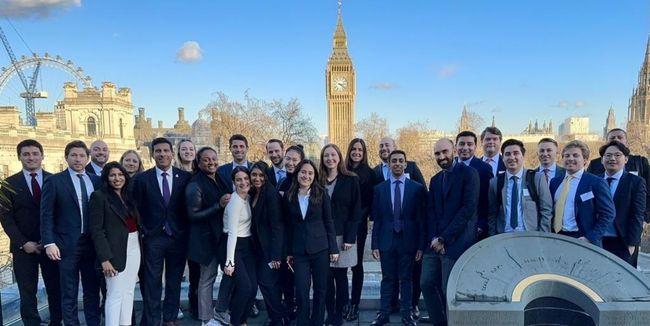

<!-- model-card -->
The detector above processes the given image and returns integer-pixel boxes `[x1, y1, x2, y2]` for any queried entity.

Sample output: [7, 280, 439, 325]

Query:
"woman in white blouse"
[222, 166, 257, 326]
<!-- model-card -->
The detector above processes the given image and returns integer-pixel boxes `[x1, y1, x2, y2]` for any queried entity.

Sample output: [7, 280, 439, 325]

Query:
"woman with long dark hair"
[319, 144, 362, 326]
[284, 159, 339, 326]
[277, 145, 306, 194]
[344, 138, 377, 321]
[89, 162, 141, 326]
[249, 161, 288, 325]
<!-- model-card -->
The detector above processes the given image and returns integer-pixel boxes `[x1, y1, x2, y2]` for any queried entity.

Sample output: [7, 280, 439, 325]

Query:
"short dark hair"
[599, 140, 630, 157]
[607, 128, 627, 137]
[64, 140, 90, 157]
[231, 165, 250, 182]
[266, 139, 284, 150]
[481, 126, 503, 141]
[229, 134, 248, 147]
[456, 131, 478, 144]
[501, 138, 526, 155]
[150, 137, 173, 153]
[16, 139, 43, 156]
[538, 137, 558, 147]
[193, 146, 218, 173]
[388, 150, 407, 162]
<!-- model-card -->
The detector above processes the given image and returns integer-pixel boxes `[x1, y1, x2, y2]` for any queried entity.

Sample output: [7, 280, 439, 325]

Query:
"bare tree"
[396, 121, 442, 182]
[457, 109, 486, 134]
[269, 98, 319, 146]
[355, 113, 389, 166]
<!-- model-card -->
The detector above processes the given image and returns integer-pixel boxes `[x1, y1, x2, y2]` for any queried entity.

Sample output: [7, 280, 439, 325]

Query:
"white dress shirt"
[298, 190, 310, 219]
[504, 169, 525, 232]
[22, 169, 43, 195]
[155, 166, 174, 197]
[554, 169, 584, 232]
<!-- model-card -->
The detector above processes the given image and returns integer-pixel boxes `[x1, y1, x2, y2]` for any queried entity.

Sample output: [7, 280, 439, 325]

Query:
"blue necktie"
[77, 174, 90, 233]
[393, 180, 402, 232]
[277, 170, 286, 186]
[510, 176, 519, 229]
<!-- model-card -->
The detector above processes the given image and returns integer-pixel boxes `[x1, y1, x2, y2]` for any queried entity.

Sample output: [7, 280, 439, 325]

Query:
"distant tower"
[604, 105, 616, 139]
[326, 0, 356, 148]
[548, 119, 554, 134]
[459, 105, 471, 133]
[627, 36, 650, 146]
[173, 107, 191, 134]
[491, 115, 496, 128]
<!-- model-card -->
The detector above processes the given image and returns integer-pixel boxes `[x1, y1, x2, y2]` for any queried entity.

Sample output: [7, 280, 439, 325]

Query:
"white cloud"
[551, 100, 570, 109]
[0, 0, 80, 18]
[176, 41, 203, 63]
[369, 82, 398, 90]
[437, 64, 459, 78]
[574, 100, 586, 108]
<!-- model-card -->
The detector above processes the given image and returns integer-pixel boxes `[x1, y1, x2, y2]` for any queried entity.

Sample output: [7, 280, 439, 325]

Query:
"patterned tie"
[393, 180, 403, 232]
[543, 168, 550, 183]
[510, 176, 519, 229]
[77, 174, 90, 233]
[553, 175, 574, 233]
[30, 173, 41, 205]
[161, 172, 173, 236]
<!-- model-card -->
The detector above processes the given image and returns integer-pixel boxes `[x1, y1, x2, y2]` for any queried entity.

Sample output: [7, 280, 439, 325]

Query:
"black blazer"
[465, 157, 494, 232]
[0, 171, 51, 253]
[265, 166, 286, 188]
[216, 161, 253, 186]
[89, 189, 140, 272]
[610, 172, 646, 246]
[588, 155, 650, 222]
[373, 161, 426, 186]
[327, 174, 362, 243]
[85, 163, 99, 176]
[350, 163, 377, 227]
[283, 191, 338, 256]
[131, 167, 192, 237]
[185, 172, 230, 265]
[251, 184, 284, 261]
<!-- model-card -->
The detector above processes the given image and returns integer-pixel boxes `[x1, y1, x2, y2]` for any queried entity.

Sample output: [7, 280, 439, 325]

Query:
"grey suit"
[488, 168, 553, 235]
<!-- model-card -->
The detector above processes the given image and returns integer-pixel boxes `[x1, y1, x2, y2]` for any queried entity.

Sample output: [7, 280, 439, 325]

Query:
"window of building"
[87, 117, 97, 136]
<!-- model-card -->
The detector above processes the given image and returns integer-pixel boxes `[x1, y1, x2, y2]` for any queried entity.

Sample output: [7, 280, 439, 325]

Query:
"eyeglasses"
[604, 153, 624, 160]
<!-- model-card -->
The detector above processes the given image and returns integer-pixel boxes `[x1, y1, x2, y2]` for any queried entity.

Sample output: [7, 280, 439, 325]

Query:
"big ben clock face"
[333, 76, 348, 92]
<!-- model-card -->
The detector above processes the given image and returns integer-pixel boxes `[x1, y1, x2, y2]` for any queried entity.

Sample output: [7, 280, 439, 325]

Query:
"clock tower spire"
[326, 0, 355, 148]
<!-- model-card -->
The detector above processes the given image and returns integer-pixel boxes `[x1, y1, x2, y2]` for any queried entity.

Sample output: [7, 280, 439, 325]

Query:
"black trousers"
[294, 249, 329, 326]
[279, 260, 295, 308]
[58, 235, 101, 326]
[603, 236, 634, 266]
[228, 237, 258, 326]
[350, 226, 367, 306]
[390, 256, 421, 309]
[326, 267, 349, 324]
[379, 235, 415, 318]
[257, 256, 286, 323]
[13, 250, 62, 326]
[187, 259, 200, 314]
[141, 232, 188, 325]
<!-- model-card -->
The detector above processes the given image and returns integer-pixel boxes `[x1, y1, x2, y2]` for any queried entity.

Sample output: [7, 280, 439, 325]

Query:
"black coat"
[283, 191, 338, 256]
[185, 172, 230, 265]
[0, 171, 51, 253]
[89, 189, 140, 272]
[251, 184, 284, 261]
[610, 172, 646, 246]
[350, 163, 377, 227]
[327, 174, 362, 243]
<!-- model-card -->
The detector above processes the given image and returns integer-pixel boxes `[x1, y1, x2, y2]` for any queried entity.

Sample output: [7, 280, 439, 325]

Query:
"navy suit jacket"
[371, 177, 426, 254]
[373, 161, 426, 186]
[131, 167, 192, 236]
[40, 170, 100, 253]
[217, 161, 254, 186]
[464, 157, 494, 232]
[549, 171, 616, 246]
[609, 171, 646, 246]
[425, 162, 479, 259]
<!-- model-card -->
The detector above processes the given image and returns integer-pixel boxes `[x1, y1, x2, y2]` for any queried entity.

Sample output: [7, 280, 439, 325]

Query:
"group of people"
[0, 126, 647, 326]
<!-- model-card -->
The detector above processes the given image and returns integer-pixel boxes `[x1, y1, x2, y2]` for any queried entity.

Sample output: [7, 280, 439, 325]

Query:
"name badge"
[405, 173, 411, 179]
[580, 191, 594, 202]
[630, 171, 639, 176]
[523, 189, 530, 197]
[498, 170, 505, 174]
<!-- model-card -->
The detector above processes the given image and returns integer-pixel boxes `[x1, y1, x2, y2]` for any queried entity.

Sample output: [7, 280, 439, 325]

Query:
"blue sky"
[0, 0, 648, 135]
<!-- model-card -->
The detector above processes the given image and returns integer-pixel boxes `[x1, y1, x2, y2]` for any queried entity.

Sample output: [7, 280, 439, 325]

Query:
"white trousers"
[105, 232, 141, 326]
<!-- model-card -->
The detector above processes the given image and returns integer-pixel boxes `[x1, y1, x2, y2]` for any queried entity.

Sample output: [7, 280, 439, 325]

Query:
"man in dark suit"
[265, 139, 286, 188]
[455, 131, 494, 240]
[587, 128, 650, 223]
[536, 137, 566, 184]
[598, 140, 646, 266]
[41, 140, 101, 326]
[420, 138, 479, 326]
[217, 134, 254, 186]
[370, 150, 426, 326]
[549, 140, 616, 247]
[480, 127, 506, 177]
[131, 137, 192, 326]
[85, 140, 109, 176]
[0, 139, 61, 326]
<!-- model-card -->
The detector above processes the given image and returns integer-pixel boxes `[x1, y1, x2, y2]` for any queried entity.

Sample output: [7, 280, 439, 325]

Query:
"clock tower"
[326, 1, 355, 149]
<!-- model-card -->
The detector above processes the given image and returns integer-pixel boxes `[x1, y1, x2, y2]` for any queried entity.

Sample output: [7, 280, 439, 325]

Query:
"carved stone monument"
[447, 232, 650, 325]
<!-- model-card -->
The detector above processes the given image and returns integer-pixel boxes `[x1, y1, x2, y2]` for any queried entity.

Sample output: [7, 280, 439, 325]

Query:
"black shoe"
[390, 304, 400, 313]
[412, 306, 420, 320]
[402, 315, 418, 326]
[345, 304, 359, 321]
[249, 302, 260, 318]
[370, 314, 390, 326]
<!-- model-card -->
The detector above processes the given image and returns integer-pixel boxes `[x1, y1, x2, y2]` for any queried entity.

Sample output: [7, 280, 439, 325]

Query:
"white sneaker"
[202, 319, 221, 326]
[177, 308, 184, 319]
[213, 311, 230, 324]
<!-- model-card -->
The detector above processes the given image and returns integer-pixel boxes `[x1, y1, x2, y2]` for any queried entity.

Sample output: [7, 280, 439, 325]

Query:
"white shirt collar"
[273, 165, 286, 173]
[506, 168, 524, 180]
[540, 163, 557, 172]
[90, 161, 103, 174]
[605, 169, 624, 180]
[568, 168, 584, 180]
[389, 173, 407, 184]
[484, 153, 499, 162]
[23, 168, 42, 178]
[232, 161, 248, 169]
[155, 166, 173, 176]
[68, 167, 86, 177]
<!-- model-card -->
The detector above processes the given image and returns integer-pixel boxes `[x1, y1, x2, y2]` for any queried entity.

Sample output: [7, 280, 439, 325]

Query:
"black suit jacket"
[0, 171, 51, 253]
[465, 157, 494, 232]
[350, 163, 377, 227]
[283, 191, 338, 256]
[328, 174, 362, 243]
[425, 162, 479, 259]
[588, 155, 650, 222]
[89, 189, 140, 272]
[373, 161, 426, 186]
[610, 172, 646, 246]
[251, 184, 284, 261]
[185, 172, 230, 265]
[85, 163, 99, 176]
[217, 161, 253, 186]
[131, 167, 192, 237]
[265, 166, 286, 188]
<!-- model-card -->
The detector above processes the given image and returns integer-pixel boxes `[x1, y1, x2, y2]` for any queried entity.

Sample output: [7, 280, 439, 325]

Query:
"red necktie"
[30, 173, 41, 205]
